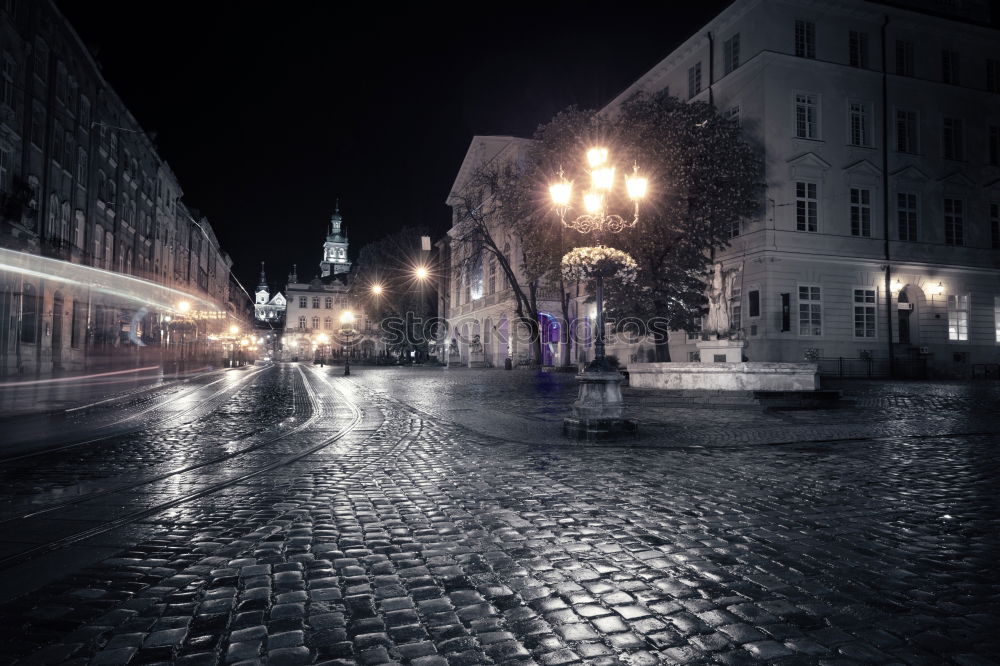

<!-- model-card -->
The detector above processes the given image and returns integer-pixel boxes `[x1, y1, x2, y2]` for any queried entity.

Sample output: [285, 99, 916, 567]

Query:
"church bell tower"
[320, 200, 352, 278]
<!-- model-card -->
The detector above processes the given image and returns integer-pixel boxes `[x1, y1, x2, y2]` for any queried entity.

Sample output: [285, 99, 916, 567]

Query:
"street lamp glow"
[587, 147, 609, 168]
[316, 333, 329, 344]
[549, 180, 573, 207]
[626, 165, 648, 201]
[414, 266, 428, 281]
[229, 325, 239, 335]
[371, 284, 383, 295]
[340, 310, 355, 326]
[583, 191, 604, 214]
[591, 166, 615, 191]
[177, 300, 191, 313]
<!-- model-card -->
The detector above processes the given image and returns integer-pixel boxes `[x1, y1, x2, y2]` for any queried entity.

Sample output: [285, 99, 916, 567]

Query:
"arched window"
[97, 170, 107, 201]
[47, 193, 58, 238]
[94, 223, 103, 260]
[20, 283, 38, 343]
[108, 179, 117, 205]
[60, 201, 70, 241]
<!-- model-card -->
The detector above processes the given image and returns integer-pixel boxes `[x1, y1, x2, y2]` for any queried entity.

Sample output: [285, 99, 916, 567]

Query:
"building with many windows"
[605, 0, 999, 376]
[443, 0, 999, 377]
[280, 207, 377, 361]
[0, 0, 247, 376]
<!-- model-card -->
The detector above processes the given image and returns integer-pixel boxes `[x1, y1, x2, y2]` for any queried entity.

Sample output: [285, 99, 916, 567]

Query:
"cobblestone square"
[0, 364, 997, 665]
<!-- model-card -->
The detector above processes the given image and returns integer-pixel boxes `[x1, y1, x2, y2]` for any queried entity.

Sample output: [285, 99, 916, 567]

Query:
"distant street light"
[340, 311, 356, 376]
[414, 266, 429, 281]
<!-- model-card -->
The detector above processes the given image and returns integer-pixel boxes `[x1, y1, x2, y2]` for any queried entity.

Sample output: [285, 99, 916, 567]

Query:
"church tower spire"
[258, 261, 267, 289]
[255, 261, 270, 306]
[320, 200, 351, 278]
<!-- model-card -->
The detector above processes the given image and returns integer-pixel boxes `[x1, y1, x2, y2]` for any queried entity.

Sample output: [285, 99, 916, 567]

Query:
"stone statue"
[705, 262, 741, 337]
[449, 338, 459, 356]
[470, 334, 483, 353]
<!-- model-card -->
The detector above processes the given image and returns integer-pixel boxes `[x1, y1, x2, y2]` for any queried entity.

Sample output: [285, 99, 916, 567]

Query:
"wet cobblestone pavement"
[0, 365, 997, 665]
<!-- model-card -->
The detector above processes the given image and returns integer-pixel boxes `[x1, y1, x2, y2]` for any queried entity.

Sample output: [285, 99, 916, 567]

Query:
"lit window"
[853, 289, 876, 338]
[948, 294, 969, 341]
[995, 296, 1000, 343]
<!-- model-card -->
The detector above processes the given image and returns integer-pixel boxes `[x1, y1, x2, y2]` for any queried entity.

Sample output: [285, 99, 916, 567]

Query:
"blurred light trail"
[0, 248, 222, 315]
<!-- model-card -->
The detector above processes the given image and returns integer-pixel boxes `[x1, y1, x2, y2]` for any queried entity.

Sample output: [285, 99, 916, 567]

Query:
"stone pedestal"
[563, 370, 638, 441]
[468, 350, 486, 368]
[696, 337, 746, 363]
[448, 352, 463, 368]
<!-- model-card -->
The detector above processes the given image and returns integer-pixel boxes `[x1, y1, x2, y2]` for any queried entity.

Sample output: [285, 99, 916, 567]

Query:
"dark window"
[795, 20, 815, 58]
[849, 31, 868, 68]
[21, 283, 37, 343]
[749, 290, 760, 318]
[723, 34, 740, 74]
[895, 40, 914, 76]
[71, 299, 86, 348]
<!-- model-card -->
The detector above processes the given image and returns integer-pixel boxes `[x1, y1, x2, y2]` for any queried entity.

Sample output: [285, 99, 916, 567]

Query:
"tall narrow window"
[849, 31, 868, 68]
[311, 316, 319, 330]
[299, 296, 307, 308]
[687, 62, 702, 99]
[324, 317, 332, 330]
[1, 53, 14, 110]
[896, 109, 918, 153]
[989, 126, 999, 166]
[71, 299, 86, 348]
[21, 283, 37, 343]
[34, 39, 48, 82]
[0, 145, 9, 192]
[723, 34, 740, 74]
[850, 188, 872, 237]
[941, 50, 960, 85]
[748, 290, 760, 318]
[731, 284, 742, 332]
[298, 316, 305, 329]
[796, 182, 818, 232]
[849, 101, 871, 146]
[798, 286, 822, 336]
[895, 40, 914, 76]
[324, 297, 332, 309]
[989, 59, 1000, 93]
[854, 289, 877, 338]
[991, 202, 999, 249]
[948, 294, 969, 341]
[944, 198, 964, 245]
[488, 259, 496, 295]
[795, 20, 815, 58]
[795, 93, 818, 139]
[943, 117, 964, 160]
[79, 95, 90, 129]
[897, 192, 918, 241]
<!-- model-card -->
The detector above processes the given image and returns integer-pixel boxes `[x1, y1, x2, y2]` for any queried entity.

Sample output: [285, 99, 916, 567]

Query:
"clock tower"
[320, 201, 351, 277]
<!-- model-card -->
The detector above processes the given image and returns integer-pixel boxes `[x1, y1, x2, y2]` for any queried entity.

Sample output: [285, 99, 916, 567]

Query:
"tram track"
[0, 365, 364, 572]
[0, 364, 272, 464]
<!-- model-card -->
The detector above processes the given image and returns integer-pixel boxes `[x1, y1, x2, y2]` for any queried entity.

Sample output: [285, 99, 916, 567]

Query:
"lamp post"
[340, 311, 355, 376]
[550, 146, 648, 440]
[413, 265, 429, 364]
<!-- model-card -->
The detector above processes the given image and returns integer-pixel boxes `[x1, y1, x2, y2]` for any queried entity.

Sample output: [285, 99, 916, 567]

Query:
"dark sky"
[55, 2, 733, 298]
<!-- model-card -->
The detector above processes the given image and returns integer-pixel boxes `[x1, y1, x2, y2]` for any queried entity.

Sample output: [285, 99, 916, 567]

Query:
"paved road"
[0, 365, 997, 665]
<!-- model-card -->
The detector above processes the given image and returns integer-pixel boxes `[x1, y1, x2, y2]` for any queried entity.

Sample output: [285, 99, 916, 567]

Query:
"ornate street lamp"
[340, 311, 356, 376]
[550, 146, 648, 440]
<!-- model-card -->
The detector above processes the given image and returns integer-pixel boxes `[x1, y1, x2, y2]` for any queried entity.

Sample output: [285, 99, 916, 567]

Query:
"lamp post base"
[563, 370, 638, 441]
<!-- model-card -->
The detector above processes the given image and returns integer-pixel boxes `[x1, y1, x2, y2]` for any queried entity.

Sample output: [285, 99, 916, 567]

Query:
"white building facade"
[606, 0, 1000, 377]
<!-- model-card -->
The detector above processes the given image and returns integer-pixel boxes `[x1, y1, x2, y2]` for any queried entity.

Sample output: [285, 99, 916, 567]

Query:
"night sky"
[55, 2, 732, 299]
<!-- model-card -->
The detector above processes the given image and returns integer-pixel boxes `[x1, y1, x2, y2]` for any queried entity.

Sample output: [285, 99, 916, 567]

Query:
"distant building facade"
[604, 0, 999, 376]
[0, 0, 246, 376]
[281, 207, 377, 360]
[254, 262, 286, 326]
